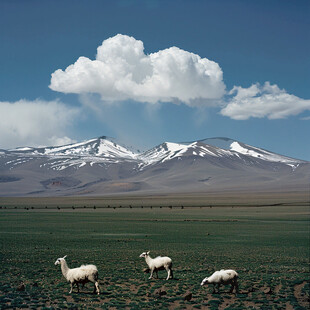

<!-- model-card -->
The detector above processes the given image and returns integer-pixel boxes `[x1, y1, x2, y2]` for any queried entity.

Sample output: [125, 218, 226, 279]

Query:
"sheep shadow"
[207, 289, 247, 296]
[147, 276, 179, 281]
[71, 291, 111, 296]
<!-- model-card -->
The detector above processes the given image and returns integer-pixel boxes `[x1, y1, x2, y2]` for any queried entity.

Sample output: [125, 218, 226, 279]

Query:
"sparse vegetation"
[0, 201, 309, 309]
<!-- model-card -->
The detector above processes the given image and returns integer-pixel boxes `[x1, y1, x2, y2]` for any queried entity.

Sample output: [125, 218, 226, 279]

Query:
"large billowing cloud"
[221, 82, 310, 120]
[49, 34, 310, 120]
[0, 99, 78, 149]
[50, 34, 225, 106]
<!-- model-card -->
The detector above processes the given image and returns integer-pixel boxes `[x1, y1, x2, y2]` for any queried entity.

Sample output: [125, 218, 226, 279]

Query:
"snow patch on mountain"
[140, 142, 189, 165]
[4, 136, 141, 171]
[229, 141, 301, 165]
[139, 141, 237, 168]
[43, 137, 138, 159]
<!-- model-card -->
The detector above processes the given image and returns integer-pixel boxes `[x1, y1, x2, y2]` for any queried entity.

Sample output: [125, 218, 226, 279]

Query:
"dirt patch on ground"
[274, 283, 282, 294]
[168, 301, 193, 310]
[294, 281, 309, 309]
[285, 301, 294, 310]
[218, 296, 237, 309]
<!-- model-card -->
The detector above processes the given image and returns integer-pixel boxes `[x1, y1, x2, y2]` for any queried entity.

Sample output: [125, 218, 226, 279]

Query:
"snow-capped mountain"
[140, 141, 234, 167]
[198, 137, 300, 165]
[140, 138, 304, 169]
[5, 136, 140, 171]
[0, 136, 308, 197]
[9, 136, 138, 158]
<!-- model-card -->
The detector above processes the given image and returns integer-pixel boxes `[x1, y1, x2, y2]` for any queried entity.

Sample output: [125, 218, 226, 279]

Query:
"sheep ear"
[63, 255, 67, 259]
[147, 251, 150, 255]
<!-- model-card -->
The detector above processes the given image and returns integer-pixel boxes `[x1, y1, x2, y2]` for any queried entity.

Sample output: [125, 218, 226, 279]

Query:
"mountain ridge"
[4, 135, 306, 163]
[0, 136, 308, 197]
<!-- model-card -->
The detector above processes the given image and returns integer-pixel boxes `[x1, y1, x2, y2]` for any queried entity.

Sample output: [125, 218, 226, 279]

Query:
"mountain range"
[0, 136, 309, 197]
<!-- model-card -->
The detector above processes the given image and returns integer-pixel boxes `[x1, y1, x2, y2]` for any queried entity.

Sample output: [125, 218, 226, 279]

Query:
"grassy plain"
[0, 198, 309, 309]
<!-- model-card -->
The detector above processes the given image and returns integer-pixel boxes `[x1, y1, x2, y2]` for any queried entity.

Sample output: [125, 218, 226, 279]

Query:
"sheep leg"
[229, 285, 233, 293]
[92, 280, 100, 294]
[212, 284, 216, 294]
[69, 282, 73, 294]
[155, 270, 158, 279]
[95, 281, 100, 295]
[149, 268, 154, 279]
[170, 269, 174, 279]
[234, 279, 239, 293]
[166, 268, 171, 280]
[76, 282, 79, 293]
[228, 279, 237, 293]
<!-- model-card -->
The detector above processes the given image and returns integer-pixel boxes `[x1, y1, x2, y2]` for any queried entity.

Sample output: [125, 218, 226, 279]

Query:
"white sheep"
[54, 255, 100, 295]
[139, 251, 173, 280]
[201, 269, 239, 293]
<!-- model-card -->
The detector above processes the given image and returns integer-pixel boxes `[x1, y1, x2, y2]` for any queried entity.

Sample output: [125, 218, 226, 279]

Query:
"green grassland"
[0, 201, 309, 309]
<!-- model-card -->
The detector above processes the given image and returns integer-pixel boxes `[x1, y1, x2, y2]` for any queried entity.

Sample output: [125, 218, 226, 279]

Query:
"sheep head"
[200, 277, 209, 286]
[139, 251, 150, 258]
[54, 255, 67, 265]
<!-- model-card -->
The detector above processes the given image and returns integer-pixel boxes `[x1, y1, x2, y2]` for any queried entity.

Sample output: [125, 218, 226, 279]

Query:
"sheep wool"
[139, 251, 173, 280]
[201, 269, 239, 293]
[55, 256, 100, 295]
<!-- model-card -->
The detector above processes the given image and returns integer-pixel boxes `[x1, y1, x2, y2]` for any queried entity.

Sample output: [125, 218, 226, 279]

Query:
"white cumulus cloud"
[49, 34, 225, 106]
[221, 82, 310, 120]
[0, 99, 78, 149]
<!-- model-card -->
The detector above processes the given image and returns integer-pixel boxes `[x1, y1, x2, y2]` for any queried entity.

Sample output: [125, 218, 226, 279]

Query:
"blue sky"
[0, 0, 309, 160]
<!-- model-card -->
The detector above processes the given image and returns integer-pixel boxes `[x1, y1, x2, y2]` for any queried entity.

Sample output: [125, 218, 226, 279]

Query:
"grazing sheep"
[54, 255, 100, 295]
[139, 251, 173, 280]
[201, 269, 239, 293]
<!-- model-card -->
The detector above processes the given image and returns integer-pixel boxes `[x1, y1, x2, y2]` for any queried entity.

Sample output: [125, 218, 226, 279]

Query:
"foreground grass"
[0, 205, 309, 309]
